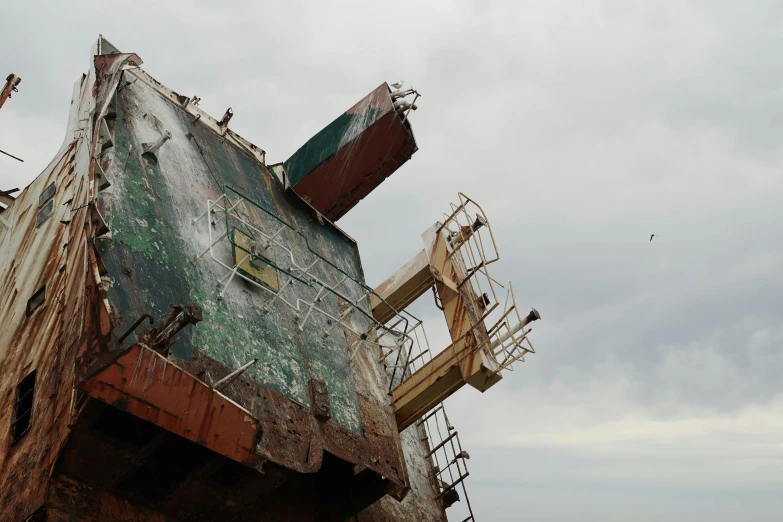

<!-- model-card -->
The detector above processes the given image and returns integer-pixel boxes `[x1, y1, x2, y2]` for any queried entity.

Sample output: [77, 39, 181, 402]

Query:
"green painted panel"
[97, 80, 367, 432]
[284, 107, 382, 186]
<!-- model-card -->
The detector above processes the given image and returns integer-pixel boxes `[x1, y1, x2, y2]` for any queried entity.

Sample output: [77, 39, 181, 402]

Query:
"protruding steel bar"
[213, 359, 257, 391]
[118, 313, 155, 343]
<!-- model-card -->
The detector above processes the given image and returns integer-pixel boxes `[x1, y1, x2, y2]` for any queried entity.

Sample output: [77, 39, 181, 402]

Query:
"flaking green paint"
[97, 79, 367, 432]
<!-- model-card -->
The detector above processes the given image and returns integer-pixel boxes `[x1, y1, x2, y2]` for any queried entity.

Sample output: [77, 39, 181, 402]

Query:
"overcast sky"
[3, 2, 783, 521]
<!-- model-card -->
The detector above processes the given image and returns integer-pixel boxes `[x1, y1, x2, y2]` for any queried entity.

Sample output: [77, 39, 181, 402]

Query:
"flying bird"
[650, 234, 655, 242]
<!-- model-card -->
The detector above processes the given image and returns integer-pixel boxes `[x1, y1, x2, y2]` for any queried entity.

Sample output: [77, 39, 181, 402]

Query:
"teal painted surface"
[97, 79, 366, 432]
[284, 107, 382, 186]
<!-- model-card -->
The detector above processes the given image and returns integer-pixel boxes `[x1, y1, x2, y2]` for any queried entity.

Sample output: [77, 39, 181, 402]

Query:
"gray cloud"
[2, 1, 783, 520]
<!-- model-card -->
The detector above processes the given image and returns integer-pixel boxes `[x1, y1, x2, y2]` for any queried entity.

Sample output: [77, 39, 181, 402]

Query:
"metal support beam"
[390, 224, 502, 431]
[213, 359, 257, 391]
[0, 74, 21, 110]
[140, 302, 202, 354]
[0, 149, 23, 162]
[370, 249, 433, 324]
[373, 192, 541, 433]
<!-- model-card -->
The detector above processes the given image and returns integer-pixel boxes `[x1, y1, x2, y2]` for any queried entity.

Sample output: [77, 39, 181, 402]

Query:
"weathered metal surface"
[391, 224, 498, 431]
[284, 83, 418, 222]
[96, 70, 367, 433]
[54, 396, 299, 521]
[0, 73, 21, 110]
[82, 344, 265, 467]
[46, 475, 178, 522]
[308, 378, 332, 421]
[370, 248, 434, 324]
[0, 40, 134, 520]
[345, 300, 446, 521]
[0, 36, 452, 521]
[75, 340, 421, 518]
[85, 341, 405, 479]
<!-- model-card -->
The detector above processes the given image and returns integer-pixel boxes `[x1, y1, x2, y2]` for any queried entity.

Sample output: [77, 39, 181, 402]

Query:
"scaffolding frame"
[437, 192, 536, 373]
[192, 185, 423, 368]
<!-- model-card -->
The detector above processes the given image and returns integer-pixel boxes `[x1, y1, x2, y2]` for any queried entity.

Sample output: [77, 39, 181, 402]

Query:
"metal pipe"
[426, 432, 457, 458]
[217, 107, 233, 127]
[0, 74, 21, 110]
[417, 404, 444, 425]
[488, 308, 540, 352]
[145, 130, 172, 156]
[118, 313, 155, 343]
[401, 92, 420, 124]
[213, 359, 257, 390]
[0, 149, 23, 162]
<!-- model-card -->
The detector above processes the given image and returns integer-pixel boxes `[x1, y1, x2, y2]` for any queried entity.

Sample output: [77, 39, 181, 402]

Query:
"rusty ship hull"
[0, 33, 539, 522]
[0, 37, 447, 522]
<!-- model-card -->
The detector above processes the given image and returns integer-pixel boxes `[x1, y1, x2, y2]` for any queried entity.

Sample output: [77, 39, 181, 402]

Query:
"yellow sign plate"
[232, 229, 279, 291]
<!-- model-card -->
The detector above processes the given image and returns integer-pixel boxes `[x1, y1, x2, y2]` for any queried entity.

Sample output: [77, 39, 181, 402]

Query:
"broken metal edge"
[79, 343, 410, 494]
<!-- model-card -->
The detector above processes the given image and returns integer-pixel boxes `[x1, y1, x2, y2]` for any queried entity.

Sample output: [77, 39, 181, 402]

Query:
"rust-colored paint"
[0, 140, 91, 520]
[82, 344, 264, 466]
[0, 47, 141, 520]
[290, 84, 418, 222]
[46, 475, 177, 522]
[0, 73, 21, 110]
[1, 38, 450, 521]
[391, 224, 500, 431]
[82, 342, 410, 489]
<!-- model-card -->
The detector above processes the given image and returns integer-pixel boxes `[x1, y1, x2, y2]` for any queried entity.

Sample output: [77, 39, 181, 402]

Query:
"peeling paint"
[0, 37, 450, 522]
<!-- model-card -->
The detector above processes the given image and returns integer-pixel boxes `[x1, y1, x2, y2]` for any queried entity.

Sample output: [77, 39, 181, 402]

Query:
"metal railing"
[192, 185, 421, 365]
[379, 323, 475, 520]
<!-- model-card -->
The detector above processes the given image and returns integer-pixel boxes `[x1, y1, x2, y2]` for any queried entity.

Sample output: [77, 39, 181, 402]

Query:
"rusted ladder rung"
[406, 348, 430, 369]
[426, 432, 457, 458]
[435, 472, 469, 500]
[417, 404, 443, 425]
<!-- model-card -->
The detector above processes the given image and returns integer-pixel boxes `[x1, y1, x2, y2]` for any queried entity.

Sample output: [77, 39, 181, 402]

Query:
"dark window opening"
[38, 182, 56, 208]
[35, 200, 54, 227]
[11, 370, 36, 445]
[26, 286, 45, 316]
